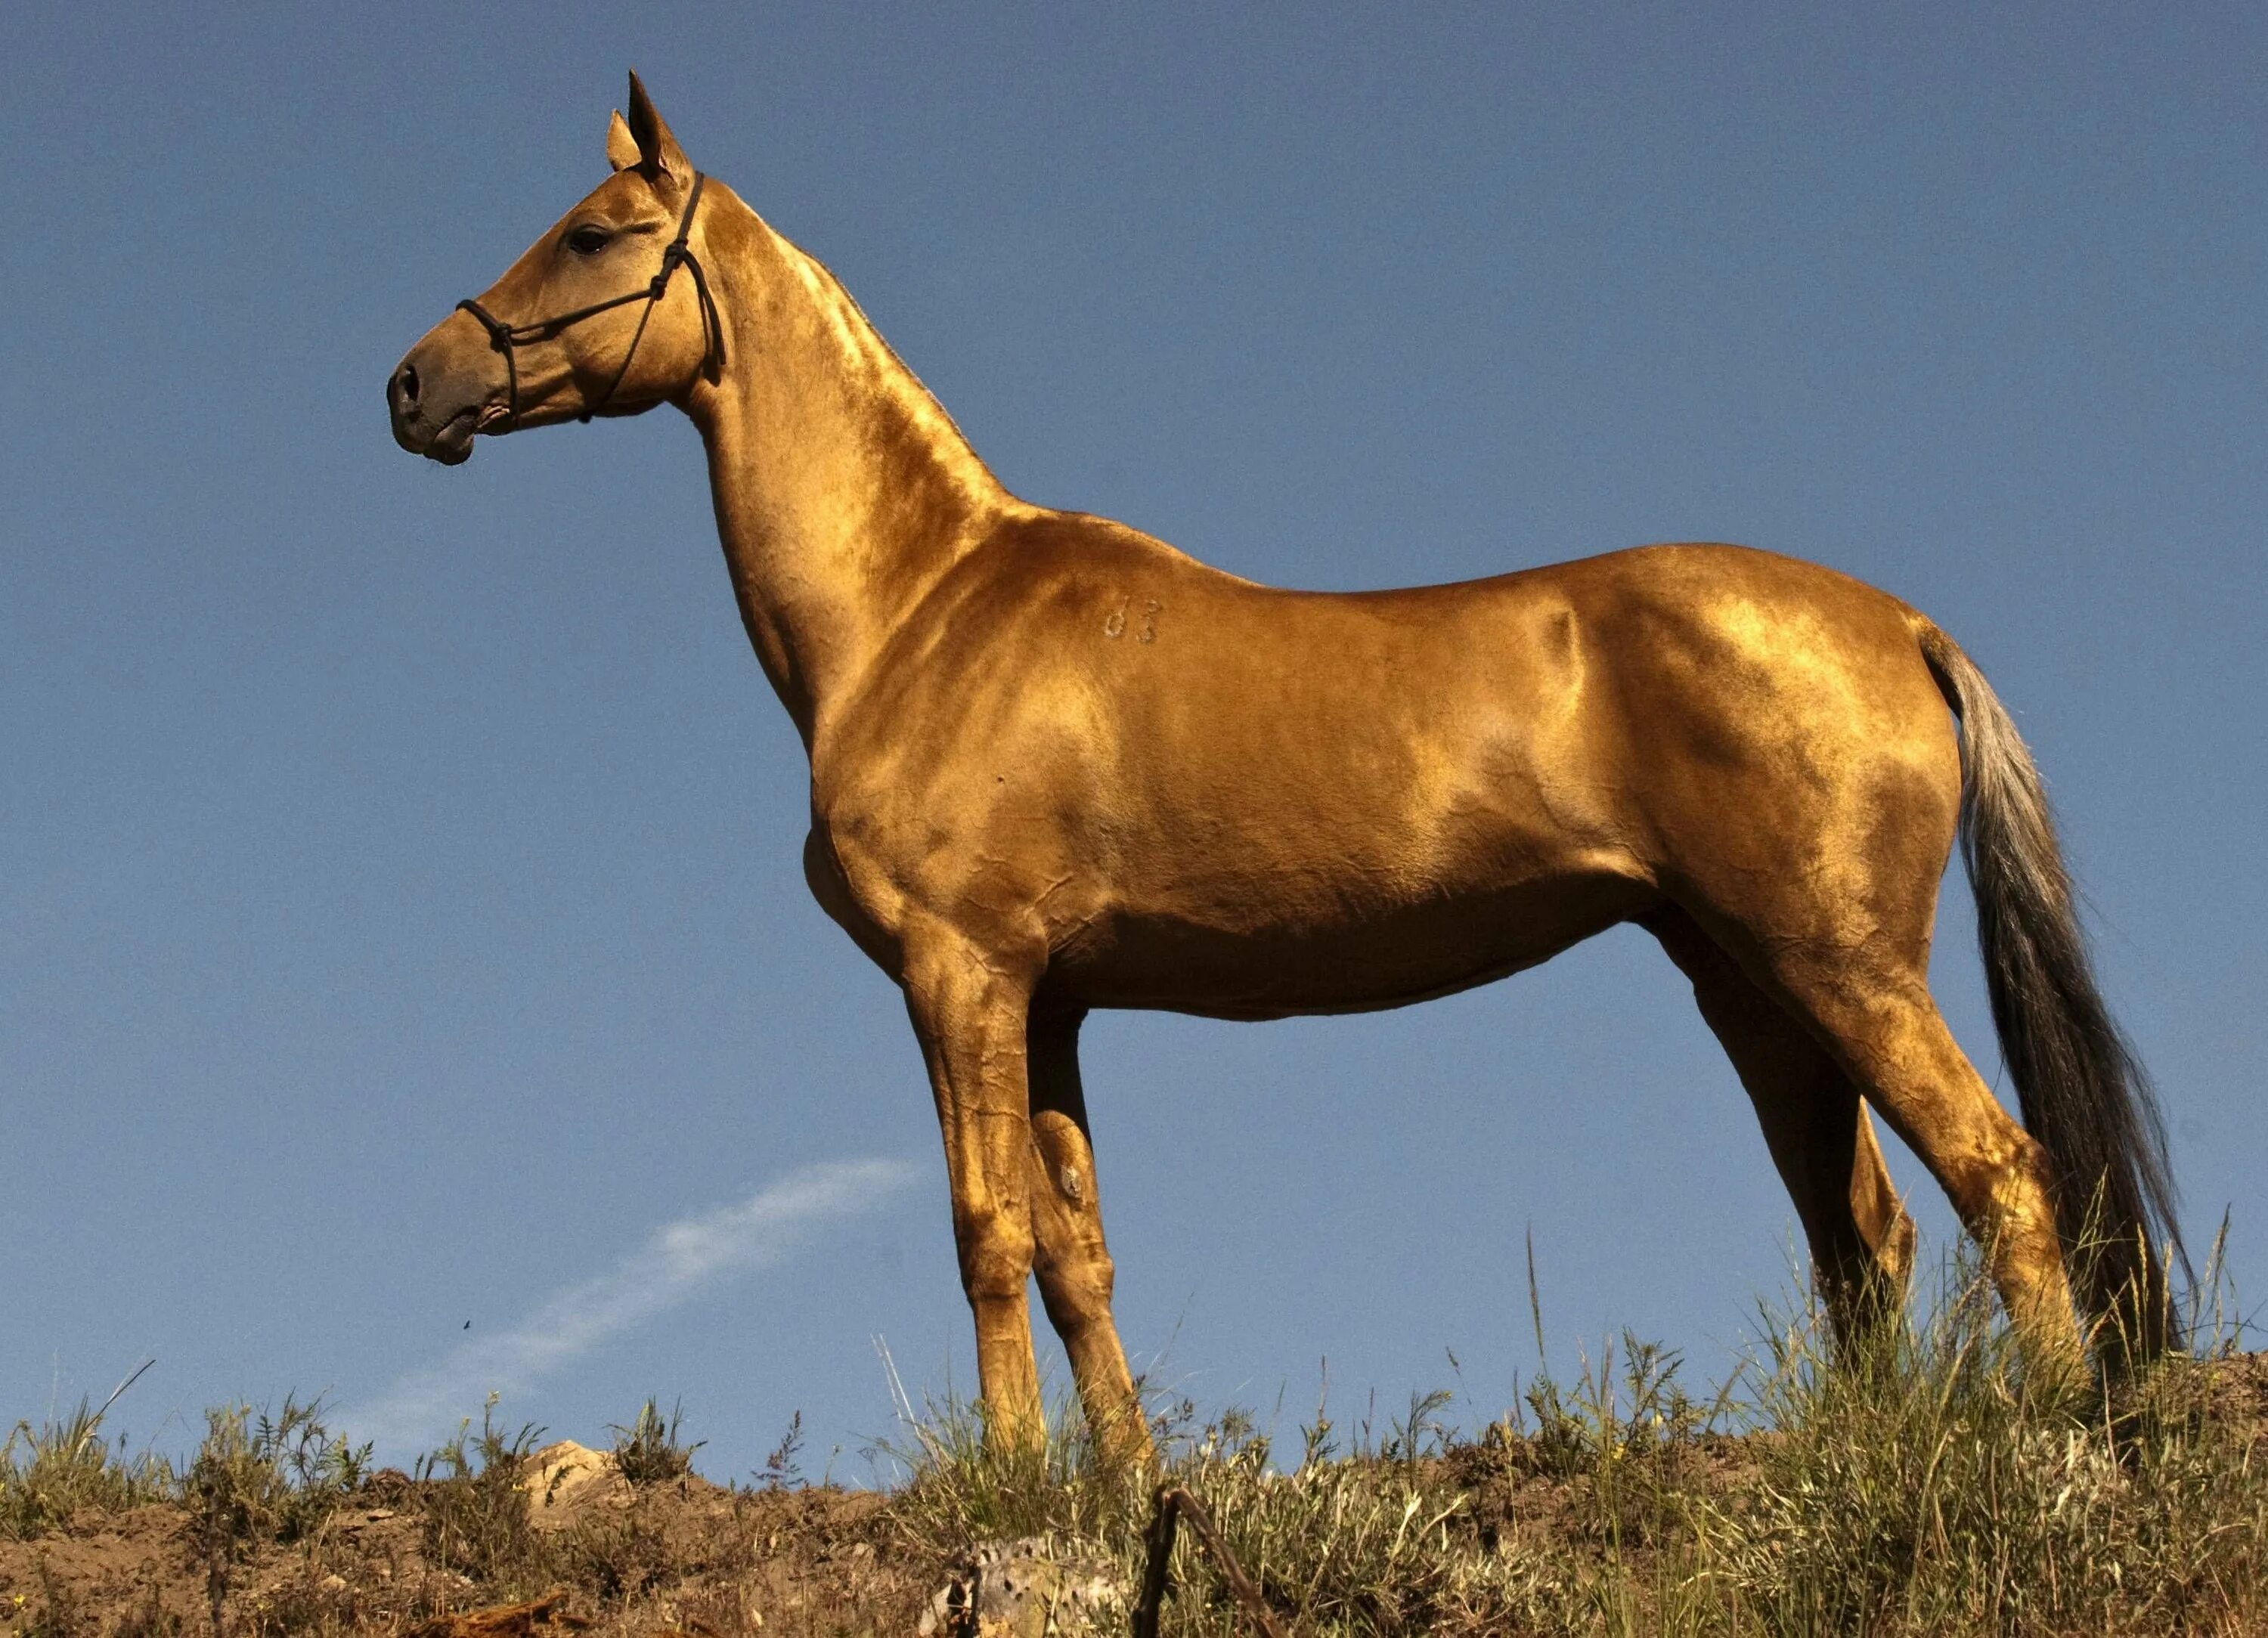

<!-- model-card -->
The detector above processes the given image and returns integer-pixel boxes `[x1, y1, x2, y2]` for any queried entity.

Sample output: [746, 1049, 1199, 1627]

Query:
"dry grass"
[0, 1402, 175, 1544]
[606, 1400, 705, 1489]
[2, 1257, 2263, 1635]
[880, 1252, 2268, 1636]
[411, 1397, 550, 1587]
[2, 1390, 368, 1553]
[1693, 1271, 2268, 1634]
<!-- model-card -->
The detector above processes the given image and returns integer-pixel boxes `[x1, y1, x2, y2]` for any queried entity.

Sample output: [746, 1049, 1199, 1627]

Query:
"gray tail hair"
[1919, 621, 2187, 1356]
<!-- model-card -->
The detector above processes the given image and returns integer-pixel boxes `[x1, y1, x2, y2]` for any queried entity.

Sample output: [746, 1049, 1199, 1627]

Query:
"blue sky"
[4, 5, 2262, 1479]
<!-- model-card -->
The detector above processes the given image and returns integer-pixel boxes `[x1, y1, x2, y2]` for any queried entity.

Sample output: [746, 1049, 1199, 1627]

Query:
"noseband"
[456, 171, 724, 429]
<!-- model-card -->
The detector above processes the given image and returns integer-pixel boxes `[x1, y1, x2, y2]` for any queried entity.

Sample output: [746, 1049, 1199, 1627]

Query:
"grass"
[187, 1396, 373, 1630]
[4, 1391, 376, 1638]
[187, 1397, 372, 1547]
[410, 1392, 751, 1612]
[879, 1250, 2268, 1636]
[1708, 1274, 2268, 1634]
[2, 1257, 2262, 1636]
[606, 1398, 705, 1488]
[0, 1398, 175, 1541]
[2, 1388, 370, 1551]
[1, 1361, 175, 1542]
[412, 1394, 551, 1585]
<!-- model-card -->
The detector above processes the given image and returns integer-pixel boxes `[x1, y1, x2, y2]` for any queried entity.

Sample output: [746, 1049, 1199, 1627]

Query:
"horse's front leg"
[902, 932, 1047, 1454]
[1027, 1008, 1154, 1469]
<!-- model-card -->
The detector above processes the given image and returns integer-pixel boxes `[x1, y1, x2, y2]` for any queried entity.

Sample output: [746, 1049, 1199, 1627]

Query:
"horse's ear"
[606, 109, 640, 173]
[624, 71, 691, 192]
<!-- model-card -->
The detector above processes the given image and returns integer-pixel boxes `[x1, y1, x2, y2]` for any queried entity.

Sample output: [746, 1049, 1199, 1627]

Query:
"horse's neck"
[686, 203, 1006, 747]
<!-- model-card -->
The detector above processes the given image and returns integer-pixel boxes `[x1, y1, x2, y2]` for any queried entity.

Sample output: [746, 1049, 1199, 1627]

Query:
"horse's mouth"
[423, 403, 507, 466]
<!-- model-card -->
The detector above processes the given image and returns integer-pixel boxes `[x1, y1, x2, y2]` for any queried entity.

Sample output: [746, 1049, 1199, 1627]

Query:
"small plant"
[109, 1583, 179, 1638]
[185, 1396, 370, 1548]
[606, 1398, 704, 1488]
[185, 1395, 370, 1635]
[558, 1509, 678, 1602]
[0, 1401, 176, 1541]
[23, 1553, 84, 1638]
[415, 1395, 547, 1586]
[1297, 1365, 1338, 1473]
[757, 1410, 805, 1491]
[1380, 1388, 1455, 1465]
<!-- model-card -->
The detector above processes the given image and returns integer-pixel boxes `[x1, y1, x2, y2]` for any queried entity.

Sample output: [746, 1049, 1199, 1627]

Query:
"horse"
[388, 74, 2182, 1461]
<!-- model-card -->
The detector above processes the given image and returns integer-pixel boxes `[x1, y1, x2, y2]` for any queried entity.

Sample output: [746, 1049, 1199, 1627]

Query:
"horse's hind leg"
[1648, 910, 1915, 1342]
[1736, 932, 2080, 1358]
[1026, 1008, 1153, 1466]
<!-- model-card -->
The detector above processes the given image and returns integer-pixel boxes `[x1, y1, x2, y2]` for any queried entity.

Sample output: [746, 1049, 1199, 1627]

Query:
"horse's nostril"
[395, 363, 420, 404]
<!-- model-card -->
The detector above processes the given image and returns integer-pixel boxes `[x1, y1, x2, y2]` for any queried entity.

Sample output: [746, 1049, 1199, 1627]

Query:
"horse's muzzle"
[388, 327, 498, 465]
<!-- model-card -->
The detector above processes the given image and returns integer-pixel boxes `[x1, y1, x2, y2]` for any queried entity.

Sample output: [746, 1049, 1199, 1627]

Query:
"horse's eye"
[566, 224, 612, 255]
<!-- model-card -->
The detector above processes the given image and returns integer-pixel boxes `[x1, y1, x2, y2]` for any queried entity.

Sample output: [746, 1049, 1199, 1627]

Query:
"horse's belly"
[1051, 866, 1653, 1020]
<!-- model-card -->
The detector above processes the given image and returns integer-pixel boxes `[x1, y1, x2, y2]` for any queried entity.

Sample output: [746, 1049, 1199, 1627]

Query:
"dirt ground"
[7, 1352, 2265, 1638]
[0, 1446, 934, 1638]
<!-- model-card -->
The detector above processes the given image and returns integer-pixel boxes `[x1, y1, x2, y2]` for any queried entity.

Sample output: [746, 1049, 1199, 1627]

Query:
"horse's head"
[388, 73, 723, 466]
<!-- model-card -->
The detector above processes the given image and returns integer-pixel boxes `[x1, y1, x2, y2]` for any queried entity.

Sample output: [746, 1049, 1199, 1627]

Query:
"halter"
[456, 171, 724, 429]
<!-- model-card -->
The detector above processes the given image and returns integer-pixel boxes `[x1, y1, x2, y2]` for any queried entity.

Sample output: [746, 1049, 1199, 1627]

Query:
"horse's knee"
[953, 1203, 1035, 1305]
[1035, 1240, 1116, 1331]
[1028, 1111, 1116, 1323]
[1030, 1110, 1096, 1200]
[1988, 1132, 2070, 1271]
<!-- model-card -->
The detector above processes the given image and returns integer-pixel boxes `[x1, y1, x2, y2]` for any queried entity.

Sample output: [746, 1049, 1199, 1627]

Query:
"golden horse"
[389, 76, 2181, 1460]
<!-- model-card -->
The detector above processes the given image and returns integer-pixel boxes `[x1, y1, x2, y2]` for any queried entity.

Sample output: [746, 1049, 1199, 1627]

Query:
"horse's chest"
[799, 823, 905, 972]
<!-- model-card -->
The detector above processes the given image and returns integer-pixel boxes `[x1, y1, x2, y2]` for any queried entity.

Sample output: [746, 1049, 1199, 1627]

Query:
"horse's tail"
[1917, 619, 2186, 1356]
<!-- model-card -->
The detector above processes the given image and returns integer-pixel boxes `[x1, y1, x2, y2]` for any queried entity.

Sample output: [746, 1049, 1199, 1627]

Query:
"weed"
[756, 1410, 805, 1491]
[0, 1401, 175, 1540]
[605, 1399, 702, 1489]
[187, 1397, 370, 1548]
[557, 1509, 677, 1603]
[876, 1248, 2268, 1636]
[414, 1396, 546, 1587]
[109, 1584, 180, 1638]
[184, 1395, 369, 1636]
[21, 1554, 83, 1638]
[1375, 1389, 1453, 1466]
